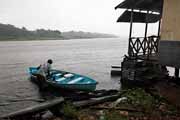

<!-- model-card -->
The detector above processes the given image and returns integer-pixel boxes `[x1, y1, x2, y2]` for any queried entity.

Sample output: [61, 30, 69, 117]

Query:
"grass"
[104, 110, 128, 120]
[51, 88, 180, 120]
[62, 102, 79, 119]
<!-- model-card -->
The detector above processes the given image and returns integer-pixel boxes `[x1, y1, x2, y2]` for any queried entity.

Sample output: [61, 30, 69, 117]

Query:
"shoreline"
[0, 37, 119, 42]
[2, 86, 180, 120]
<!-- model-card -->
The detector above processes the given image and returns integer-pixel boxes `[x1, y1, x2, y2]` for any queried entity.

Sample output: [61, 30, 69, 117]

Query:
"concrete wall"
[159, 41, 180, 68]
[159, 0, 180, 68]
[161, 0, 180, 40]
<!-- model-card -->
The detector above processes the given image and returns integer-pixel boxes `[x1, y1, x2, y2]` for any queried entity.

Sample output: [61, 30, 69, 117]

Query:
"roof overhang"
[115, 0, 163, 13]
[117, 10, 161, 23]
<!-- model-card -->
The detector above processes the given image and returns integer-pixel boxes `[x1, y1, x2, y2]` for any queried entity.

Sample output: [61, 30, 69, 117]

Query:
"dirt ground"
[48, 85, 180, 120]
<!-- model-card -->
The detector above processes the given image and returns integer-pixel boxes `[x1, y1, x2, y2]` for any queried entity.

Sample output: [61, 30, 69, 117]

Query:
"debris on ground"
[47, 88, 180, 120]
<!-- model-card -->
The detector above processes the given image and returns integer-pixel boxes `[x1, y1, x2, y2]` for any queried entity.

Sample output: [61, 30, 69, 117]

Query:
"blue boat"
[28, 67, 98, 92]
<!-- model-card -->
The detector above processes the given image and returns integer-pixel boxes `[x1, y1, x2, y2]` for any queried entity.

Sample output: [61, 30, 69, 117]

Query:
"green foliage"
[120, 88, 156, 112]
[0, 23, 62, 40]
[103, 111, 128, 120]
[118, 88, 180, 115]
[61, 31, 117, 39]
[62, 102, 78, 119]
[0, 23, 117, 41]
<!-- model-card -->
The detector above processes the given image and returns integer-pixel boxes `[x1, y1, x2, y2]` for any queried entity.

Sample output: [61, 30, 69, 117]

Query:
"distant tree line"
[0, 23, 117, 41]
[0, 23, 62, 40]
[61, 31, 117, 39]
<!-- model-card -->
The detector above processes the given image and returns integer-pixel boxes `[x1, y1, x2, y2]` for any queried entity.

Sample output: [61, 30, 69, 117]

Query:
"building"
[115, 0, 180, 86]
[159, 0, 180, 77]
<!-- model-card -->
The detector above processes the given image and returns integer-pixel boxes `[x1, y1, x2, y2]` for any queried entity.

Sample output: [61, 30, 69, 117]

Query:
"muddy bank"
[3, 86, 180, 120]
[55, 88, 180, 120]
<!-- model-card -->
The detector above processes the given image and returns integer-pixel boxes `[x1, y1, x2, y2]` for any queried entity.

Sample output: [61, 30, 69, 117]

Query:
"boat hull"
[47, 81, 97, 91]
[28, 67, 97, 92]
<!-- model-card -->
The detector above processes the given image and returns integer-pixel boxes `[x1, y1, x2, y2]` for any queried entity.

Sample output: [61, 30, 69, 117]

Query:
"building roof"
[117, 10, 161, 23]
[115, 0, 163, 13]
[115, 0, 163, 23]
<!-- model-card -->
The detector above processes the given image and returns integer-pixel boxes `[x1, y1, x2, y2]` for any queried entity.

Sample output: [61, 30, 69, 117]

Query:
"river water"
[0, 38, 128, 115]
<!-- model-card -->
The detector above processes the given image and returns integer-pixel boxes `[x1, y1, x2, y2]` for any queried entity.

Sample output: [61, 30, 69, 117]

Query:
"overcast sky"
[0, 0, 158, 36]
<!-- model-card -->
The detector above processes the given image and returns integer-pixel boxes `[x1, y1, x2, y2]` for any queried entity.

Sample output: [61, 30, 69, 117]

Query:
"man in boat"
[37, 59, 53, 78]
[33, 59, 53, 90]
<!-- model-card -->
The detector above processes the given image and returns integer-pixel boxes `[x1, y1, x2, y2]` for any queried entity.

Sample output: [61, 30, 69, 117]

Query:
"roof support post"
[158, 19, 161, 37]
[156, 19, 161, 53]
[128, 8, 134, 56]
[144, 11, 149, 38]
[157, 0, 163, 52]
[145, 11, 149, 58]
[129, 8, 134, 39]
[158, 0, 164, 37]
[175, 68, 179, 78]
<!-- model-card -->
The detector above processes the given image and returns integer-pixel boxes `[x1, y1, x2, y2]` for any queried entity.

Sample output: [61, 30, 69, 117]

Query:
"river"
[0, 38, 128, 115]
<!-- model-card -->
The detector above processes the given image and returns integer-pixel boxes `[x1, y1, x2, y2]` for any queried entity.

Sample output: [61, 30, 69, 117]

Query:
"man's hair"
[47, 59, 53, 64]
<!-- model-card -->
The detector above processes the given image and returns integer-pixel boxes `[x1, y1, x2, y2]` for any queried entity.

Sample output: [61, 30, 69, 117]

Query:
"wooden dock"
[0, 90, 121, 120]
[1, 97, 64, 119]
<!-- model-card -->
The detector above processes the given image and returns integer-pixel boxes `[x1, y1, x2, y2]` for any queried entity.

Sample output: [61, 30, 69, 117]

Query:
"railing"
[128, 36, 159, 57]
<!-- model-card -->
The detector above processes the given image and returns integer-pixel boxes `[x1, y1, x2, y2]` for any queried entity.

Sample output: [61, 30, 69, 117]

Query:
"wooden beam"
[111, 66, 121, 69]
[1, 97, 64, 119]
[73, 94, 121, 108]
[90, 106, 145, 113]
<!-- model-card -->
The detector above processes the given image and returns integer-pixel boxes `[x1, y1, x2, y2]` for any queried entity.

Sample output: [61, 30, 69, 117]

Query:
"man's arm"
[47, 64, 52, 76]
[37, 65, 41, 70]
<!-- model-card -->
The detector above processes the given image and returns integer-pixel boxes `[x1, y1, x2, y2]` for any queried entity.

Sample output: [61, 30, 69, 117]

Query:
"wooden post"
[157, 0, 163, 53]
[128, 9, 134, 56]
[147, 37, 150, 60]
[144, 11, 149, 38]
[129, 9, 134, 39]
[158, 0, 164, 37]
[175, 68, 179, 78]
[157, 19, 161, 53]
[158, 19, 161, 37]
[1, 97, 64, 119]
[144, 23, 148, 37]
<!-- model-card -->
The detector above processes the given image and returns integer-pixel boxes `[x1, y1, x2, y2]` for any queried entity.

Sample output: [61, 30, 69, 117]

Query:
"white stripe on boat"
[68, 77, 83, 84]
[53, 73, 62, 78]
[56, 77, 66, 82]
[64, 73, 74, 78]
[56, 73, 62, 76]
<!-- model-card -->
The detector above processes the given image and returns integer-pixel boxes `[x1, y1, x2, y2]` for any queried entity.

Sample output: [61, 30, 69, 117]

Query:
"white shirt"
[37, 62, 52, 77]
